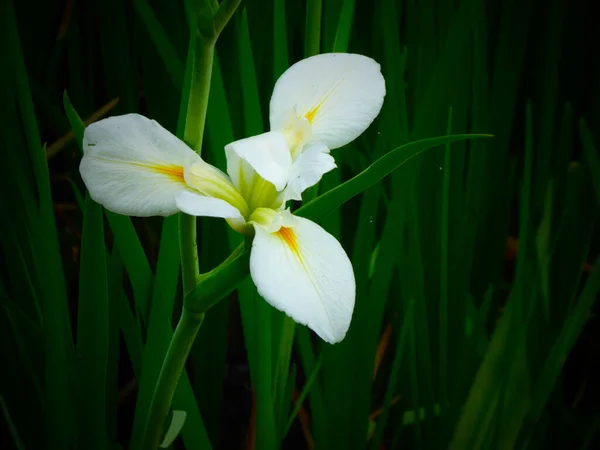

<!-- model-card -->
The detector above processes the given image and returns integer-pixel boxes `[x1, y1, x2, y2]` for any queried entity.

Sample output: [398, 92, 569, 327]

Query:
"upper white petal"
[80, 114, 199, 217]
[269, 53, 386, 150]
[250, 212, 355, 343]
[176, 191, 246, 233]
[225, 131, 292, 192]
[283, 142, 336, 203]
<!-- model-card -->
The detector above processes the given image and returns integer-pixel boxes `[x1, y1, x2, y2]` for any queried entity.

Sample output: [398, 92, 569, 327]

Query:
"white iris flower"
[79, 53, 385, 343]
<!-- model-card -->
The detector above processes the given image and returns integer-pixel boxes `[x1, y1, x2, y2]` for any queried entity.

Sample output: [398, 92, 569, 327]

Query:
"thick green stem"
[180, 213, 200, 294]
[140, 309, 204, 449]
[139, 2, 244, 447]
[141, 30, 217, 450]
[183, 37, 214, 153]
[179, 36, 215, 294]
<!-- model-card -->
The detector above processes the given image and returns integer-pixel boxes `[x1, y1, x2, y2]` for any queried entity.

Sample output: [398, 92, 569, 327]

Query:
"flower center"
[245, 173, 283, 214]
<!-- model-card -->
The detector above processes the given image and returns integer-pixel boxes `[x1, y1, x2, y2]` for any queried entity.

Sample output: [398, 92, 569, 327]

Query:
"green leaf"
[296, 134, 492, 222]
[285, 354, 323, 435]
[530, 255, 600, 420]
[370, 301, 415, 450]
[304, 0, 322, 57]
[160, 410, 187, 448]
[133, 0, 184, 91]
[75, 194, 109, 450]
[3, 4, 73, 448]
[0, 394, 25, 450]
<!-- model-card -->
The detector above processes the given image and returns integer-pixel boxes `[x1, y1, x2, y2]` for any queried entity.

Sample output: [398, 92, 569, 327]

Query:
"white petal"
[176, 191, 246, 234]
[283, 142, 337, 202]
[270, 53, 386, 150]
[225, 131, 292, 191]
[250, 213, 355, 343]
[81, 114, 199, 217]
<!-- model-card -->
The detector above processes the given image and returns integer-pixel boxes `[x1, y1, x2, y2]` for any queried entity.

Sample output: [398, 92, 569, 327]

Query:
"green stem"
[213, 0, 243, 35]
[178, 29, 218, 296]
[179, 34, 219, 296]
[140, 22, 223, 450]
[180, 213, 199, 295]
[140, 309, 204, 449]
[183, 37, 215, 153]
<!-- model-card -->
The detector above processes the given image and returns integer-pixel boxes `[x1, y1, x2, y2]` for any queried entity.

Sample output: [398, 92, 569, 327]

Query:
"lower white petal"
[283, 142, 336, 202]
[81, 114, 199, 216]
[225, 131, 292, 191]
[250, 213, 355, 343]
[176, 191, 247, 234]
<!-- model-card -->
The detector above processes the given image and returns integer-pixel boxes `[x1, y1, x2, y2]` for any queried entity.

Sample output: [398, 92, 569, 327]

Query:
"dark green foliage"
[0, 0, 598, 449]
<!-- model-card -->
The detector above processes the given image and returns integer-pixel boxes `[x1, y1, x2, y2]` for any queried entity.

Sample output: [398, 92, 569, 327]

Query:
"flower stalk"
[139, 309, 204, 449]
[140, 2, 241, 448]
[180, 37, 215, 298]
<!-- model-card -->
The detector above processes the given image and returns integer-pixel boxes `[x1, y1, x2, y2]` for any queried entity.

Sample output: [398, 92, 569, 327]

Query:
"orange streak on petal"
[150, 165, 185, 182]
[277, 226, 300, 257]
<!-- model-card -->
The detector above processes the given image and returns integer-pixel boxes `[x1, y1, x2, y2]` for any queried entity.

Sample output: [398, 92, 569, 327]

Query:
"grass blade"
[75, 194, 109, 450]
[370, 300, 415, 450]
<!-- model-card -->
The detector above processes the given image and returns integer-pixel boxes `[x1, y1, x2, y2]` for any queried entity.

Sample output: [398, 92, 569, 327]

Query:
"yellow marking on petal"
[303, 70, 355, 123]
[277, 226, 300, 258]
[150, 164, 185, 182]
[305, 102, 323, 124]
[275, 225, 324, 320]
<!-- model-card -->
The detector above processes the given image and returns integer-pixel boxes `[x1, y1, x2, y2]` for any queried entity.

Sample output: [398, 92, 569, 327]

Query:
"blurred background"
[1, 0, 599, 449]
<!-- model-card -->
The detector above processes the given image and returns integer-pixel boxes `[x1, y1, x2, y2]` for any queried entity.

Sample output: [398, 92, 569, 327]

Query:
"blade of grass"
[273, 0, 289, 78]
[331, 0, 355, 52]
[285, 354, 324, 435]
[75, 194, 109, 450]
[439, 108, 453, 412]
[304, 0, 322, 57]
[4, 3, 74, 447]
[106, 250, 123, 443]
[370, 300, 415, 450]
[96, 0, 136, 113]
[407, 298, 424, 448]
[0, 394, 26, 450]
[450, 103, 537, 450]
[133, 0, 184, 91]
[295, 327, 328, 448]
